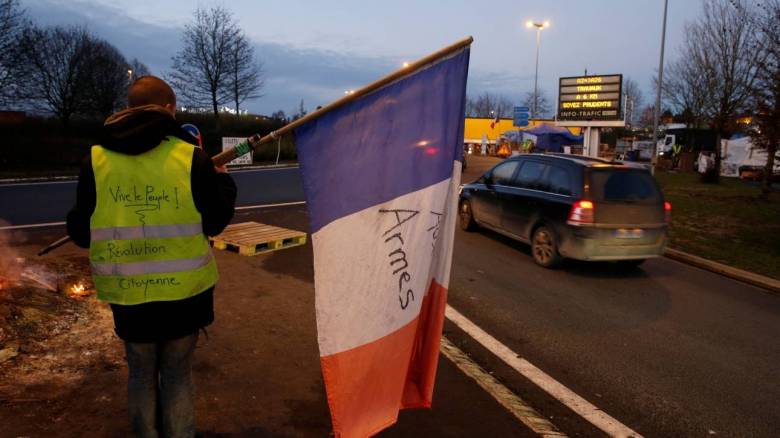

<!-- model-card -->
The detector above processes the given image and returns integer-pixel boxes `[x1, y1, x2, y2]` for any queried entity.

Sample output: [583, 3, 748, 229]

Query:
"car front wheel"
[459, 200, 478, 231]
[531, 226, 562, 268]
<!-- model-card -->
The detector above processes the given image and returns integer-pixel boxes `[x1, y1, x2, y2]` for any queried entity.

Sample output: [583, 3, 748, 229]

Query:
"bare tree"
[169, 6, 240, 120]
[83, 39, 130, 118]
[222, 33, 264, 114]
[660, 53, 709, 128]
[468, 93, 495, 117]
[18, 26, 94, 127]
[466, 92, 513, 118]
[637, 104, 656, 129]
[270, 109, 287, 123]
[623, 77, 644, 126]
[0, 0, 29, 107]
[521, 90, 551, 118]
[522, 90, 552, 119]
[291, 99, 307, 121]
[663, 0, 760, 180]
[128, 58, 151, 81]
[743, 0, 780, 198]
[464, 96, 476, 117]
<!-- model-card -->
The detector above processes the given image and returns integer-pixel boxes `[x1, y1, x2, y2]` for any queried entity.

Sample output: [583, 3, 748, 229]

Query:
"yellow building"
[463, 118, 581, 144]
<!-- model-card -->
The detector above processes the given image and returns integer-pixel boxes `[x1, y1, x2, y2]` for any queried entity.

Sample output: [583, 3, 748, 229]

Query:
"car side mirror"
[482, 174, 493, 186]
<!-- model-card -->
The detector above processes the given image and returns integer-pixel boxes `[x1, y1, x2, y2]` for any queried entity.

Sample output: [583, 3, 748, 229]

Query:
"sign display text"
[557, 74, 622, 121]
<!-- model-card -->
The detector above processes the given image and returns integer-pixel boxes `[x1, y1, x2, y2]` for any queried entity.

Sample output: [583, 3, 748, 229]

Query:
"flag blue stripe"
[295, 48, 469, 233]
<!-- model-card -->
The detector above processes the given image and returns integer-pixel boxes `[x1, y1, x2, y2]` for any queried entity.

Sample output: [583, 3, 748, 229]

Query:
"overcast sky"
[22, 0, 703, 116]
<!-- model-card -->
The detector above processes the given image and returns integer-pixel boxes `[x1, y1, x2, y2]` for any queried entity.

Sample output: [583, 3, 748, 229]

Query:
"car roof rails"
[542, 152, 619, 165]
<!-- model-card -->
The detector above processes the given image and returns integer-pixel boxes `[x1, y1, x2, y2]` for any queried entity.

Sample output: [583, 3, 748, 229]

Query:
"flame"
[69, 283, 88, 297]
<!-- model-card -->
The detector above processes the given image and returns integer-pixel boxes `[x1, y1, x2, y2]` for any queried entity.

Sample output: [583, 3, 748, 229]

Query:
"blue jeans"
[124, 333, 199, 438]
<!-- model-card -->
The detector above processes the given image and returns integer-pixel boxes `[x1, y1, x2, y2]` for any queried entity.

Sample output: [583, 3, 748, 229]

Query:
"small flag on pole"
[294, 42, 470, 437]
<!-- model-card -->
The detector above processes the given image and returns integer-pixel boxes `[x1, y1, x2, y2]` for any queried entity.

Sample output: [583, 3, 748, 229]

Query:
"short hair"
[127, 75, 176, 108]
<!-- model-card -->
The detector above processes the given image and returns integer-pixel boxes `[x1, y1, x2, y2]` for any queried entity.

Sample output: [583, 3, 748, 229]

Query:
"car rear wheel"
[531, 226, 562, 268]
[459, 200, 478, 231]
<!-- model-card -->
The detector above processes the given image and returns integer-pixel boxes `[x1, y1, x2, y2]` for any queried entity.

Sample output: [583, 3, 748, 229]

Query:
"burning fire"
[69, 282, 89, 297]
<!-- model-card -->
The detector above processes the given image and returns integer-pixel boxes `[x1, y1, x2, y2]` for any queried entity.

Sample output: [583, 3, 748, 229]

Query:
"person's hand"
[215, 164, 228, 174]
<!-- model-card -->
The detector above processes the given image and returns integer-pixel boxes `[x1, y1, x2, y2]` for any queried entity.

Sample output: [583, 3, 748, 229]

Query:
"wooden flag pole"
[212, 36, 474, 166]
[37, 37, 473, 256]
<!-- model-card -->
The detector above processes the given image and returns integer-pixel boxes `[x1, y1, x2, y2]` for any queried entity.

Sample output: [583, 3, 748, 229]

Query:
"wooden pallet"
[210, 221, 307, 256]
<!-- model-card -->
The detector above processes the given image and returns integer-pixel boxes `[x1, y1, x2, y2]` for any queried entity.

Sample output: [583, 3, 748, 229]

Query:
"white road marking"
[0, 221, 66, 231]
[0, 201, 307, 230]
[0, 180, 76, 187]
[445, 305, 643, 438]
[441, 336, 567, 437]
[235, 201, 306, 210]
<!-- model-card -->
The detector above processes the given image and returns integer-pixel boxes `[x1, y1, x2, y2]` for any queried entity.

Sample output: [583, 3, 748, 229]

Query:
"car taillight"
[568, 200, 594, 225]
[664, 201, 672, 223]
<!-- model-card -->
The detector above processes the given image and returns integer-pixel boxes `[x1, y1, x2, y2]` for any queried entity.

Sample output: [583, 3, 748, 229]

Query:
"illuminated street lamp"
[526, 20, 550, 119]
[127, 69, 133, 81]
[344, 90, 355, 95]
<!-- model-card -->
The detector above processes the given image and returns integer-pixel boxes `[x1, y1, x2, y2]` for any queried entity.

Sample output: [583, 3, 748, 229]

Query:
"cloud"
[22, 0, 407, 113]
[21, 0, 529, 114]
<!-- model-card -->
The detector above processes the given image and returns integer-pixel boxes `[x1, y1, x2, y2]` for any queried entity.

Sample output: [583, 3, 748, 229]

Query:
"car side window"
[545, 165, 573, 195]
[513, 161, 548, 190]
[489, 161, 519, 186]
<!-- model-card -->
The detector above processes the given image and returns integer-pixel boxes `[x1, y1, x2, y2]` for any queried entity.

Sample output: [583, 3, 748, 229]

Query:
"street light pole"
[527, 20, 549, 119]
[534, 27, 541, 119]
[651, 0, 669, 174]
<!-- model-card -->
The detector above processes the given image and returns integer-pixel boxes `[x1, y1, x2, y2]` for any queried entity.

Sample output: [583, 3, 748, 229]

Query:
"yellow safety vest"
[89, 138, 218, 305]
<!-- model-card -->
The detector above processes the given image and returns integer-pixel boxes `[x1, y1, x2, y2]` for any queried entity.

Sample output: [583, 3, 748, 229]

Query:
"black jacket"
[66, 106, 237, 342]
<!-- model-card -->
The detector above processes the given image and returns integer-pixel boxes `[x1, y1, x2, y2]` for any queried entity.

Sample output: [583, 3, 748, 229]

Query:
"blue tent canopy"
[525, 124, 583, 153]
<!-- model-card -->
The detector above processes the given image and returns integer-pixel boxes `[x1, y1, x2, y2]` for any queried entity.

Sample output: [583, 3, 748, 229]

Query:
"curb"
[0, 175, 78, 184]
[229, 163, 299, 171]
[664, 248, 780, 295]
[0, 163, 300, 185]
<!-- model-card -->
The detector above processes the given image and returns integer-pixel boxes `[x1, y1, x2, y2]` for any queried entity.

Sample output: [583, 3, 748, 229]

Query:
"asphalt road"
[3, 156, 779, 437]
[0, 166, 304, 226]
[448, 156, 780, 437]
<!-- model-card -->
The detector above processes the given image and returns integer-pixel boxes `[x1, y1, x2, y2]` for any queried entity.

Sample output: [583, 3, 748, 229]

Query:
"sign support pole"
[582, 126, 601, 158]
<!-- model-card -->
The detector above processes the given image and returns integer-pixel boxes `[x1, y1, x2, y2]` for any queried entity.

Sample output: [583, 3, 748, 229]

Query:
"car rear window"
[589, 169, 660, 204]
[543, 165, 573, 195]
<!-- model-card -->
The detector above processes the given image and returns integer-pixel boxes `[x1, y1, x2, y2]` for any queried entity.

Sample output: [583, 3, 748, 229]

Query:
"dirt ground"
[0, 202, 529, 438]
[0, 209, 330, 438]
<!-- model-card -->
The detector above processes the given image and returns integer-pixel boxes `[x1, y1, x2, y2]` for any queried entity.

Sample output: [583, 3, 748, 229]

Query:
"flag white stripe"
[315, 170, 456, 357]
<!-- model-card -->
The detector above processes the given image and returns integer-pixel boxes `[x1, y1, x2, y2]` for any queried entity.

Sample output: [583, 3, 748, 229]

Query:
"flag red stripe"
[402, 279, 448, 408]
[320, 279, 448, 437]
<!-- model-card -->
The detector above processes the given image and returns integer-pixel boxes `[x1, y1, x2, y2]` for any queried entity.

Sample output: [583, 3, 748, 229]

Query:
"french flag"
[294, 45, 470, 437]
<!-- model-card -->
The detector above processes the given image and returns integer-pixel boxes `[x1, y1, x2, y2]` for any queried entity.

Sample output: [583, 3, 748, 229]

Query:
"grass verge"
[656, 171, 780, 280]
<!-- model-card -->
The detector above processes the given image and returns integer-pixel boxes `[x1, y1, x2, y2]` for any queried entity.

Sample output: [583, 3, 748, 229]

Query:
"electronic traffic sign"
[557, 74, 622, 121]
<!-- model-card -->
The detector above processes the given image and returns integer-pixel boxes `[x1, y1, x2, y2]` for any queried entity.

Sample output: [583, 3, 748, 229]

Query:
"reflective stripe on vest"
[91, 223, 203, 241]
[89, 138, 218, 305]
[91, 253, 213, 276]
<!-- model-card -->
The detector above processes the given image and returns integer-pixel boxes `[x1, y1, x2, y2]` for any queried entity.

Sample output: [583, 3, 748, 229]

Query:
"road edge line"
[441, 336, 567, 437]
[0, 221, 66, 231]
[664, 248, 780, 294]
[445, 305, 643, 438]
[0, 202, 308, 230]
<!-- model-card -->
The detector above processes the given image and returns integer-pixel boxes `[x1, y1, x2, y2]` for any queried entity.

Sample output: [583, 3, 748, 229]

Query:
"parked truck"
[656, 128, 716, 158]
